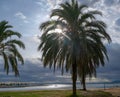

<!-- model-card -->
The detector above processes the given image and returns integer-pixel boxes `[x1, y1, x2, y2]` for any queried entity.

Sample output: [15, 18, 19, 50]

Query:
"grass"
[0, 90, 114, 97]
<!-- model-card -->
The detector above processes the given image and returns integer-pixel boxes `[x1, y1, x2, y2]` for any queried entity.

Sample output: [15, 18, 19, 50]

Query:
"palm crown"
[0, 20, 25, 76]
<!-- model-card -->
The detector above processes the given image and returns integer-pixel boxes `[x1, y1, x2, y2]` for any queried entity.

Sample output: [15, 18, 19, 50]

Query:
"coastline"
[0, 82, 119, 92]
[0, 81, 119, 88]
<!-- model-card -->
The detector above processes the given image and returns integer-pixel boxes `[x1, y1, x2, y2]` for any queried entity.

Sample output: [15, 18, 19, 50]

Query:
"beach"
[102, 87, 120, 97]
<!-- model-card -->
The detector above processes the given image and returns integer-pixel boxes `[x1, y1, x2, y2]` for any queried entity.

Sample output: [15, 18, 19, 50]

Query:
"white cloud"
[82, 0, 120, 44]
[47, 0, 56, 9]
[33, 35, 40, 43]
[55, 75, 110, 83]
[23, 20, 29, 23]
[19, 36, 41, 59]
[15, 12, 27, 19]
[46, 0, 63, 9]
[15, 12, 29, 23]
[35, 1, 43, 6]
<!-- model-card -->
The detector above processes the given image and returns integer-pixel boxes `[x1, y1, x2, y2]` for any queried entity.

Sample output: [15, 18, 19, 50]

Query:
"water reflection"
[0, 83, 119, 92]
[0, 84, 72, 91]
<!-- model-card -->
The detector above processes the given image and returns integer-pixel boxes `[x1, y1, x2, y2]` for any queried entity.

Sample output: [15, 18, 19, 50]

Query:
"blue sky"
[0, 0, 120, 83]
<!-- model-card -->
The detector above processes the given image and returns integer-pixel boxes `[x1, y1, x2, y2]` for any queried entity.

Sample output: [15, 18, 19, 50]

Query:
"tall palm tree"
[0, 20, 25, 76]
[38, 0, 111, 95]
[76, 4, 111, 90]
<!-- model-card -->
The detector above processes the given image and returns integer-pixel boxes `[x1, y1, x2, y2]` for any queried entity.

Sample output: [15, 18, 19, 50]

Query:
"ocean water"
[0, 82, 119, 91]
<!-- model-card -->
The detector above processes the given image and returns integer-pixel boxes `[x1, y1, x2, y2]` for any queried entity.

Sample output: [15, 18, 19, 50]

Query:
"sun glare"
[55, 29, 63, 33]
[48, 29, 63, 34]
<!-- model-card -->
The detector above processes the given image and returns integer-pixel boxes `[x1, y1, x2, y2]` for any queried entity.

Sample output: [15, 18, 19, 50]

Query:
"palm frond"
[0, 20, 25, 76]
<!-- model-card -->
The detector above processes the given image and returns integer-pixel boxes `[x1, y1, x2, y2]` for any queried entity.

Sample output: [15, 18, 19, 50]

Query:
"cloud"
[15, 12, 26, 19]
[35, 0, 48, 8]
[19, 36, 41, 59]
[0, 43, 120, 83]
[86, 77, 110, 83]
[15, 12, 29, 23]
[83, 0, 120, 44]
[33, 35, 40, 43]
[104, 0, 115, 6]
[47, 0, 56, 9]
[115, 18, 120, 26]
[0, 58, 66, 83]
[35, 1, 43, 6]
[46, 0, 64, 10]
[97, 43, 120, 81]
[78, 0, 99, 6]
[35, 0, 50, 13]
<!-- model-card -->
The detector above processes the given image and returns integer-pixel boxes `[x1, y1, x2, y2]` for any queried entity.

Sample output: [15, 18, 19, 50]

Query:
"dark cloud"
[104, 0, 120, 7]
[104, 0, 115, 6]
[61, 0, 100, 6]
[97, 43, 120, 81]
[0, 43, 120, 83]
[78, 0, 99, 6]
[0, 59, 70, 83]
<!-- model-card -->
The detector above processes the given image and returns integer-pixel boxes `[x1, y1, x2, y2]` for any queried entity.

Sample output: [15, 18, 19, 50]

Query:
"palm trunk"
[82, 68, 86, 91]
[72, 63, 77, 96]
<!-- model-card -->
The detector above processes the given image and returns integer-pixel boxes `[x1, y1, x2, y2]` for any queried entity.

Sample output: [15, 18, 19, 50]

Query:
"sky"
[0, 0, 120, 83]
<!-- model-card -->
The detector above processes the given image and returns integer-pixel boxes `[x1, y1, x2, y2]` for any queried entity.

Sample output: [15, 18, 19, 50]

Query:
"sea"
[0, 81, 119, 92]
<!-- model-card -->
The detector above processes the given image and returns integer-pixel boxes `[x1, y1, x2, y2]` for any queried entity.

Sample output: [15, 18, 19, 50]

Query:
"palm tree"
[0, 20, 25, 76]
[38, 0, 111, 95]
[76, 5, 111, 90]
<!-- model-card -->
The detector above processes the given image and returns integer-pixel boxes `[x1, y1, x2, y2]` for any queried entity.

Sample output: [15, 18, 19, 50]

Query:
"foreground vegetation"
[0, 90, 114, 97]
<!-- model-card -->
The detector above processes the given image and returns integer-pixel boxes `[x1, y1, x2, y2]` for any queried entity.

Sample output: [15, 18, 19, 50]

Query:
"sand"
[102, 87, 120, 97]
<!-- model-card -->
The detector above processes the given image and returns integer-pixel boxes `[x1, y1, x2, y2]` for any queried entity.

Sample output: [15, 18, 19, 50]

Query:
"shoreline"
[0, 82, 119, 88]
[0, 83, 119, 92]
